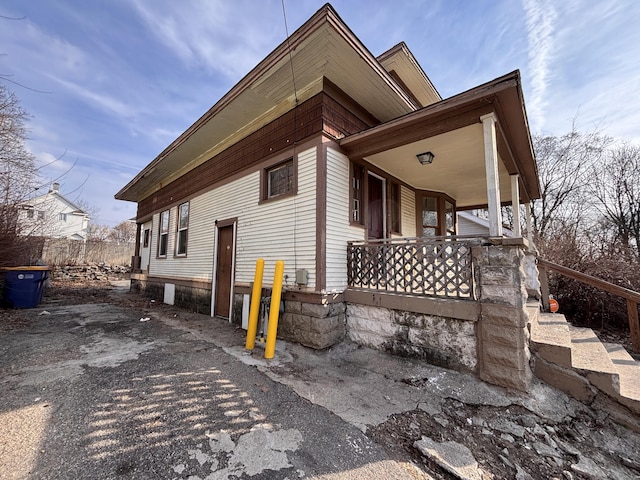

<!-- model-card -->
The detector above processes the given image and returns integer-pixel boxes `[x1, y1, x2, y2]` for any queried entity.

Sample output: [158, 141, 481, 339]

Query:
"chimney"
[52, 182, 60, 192]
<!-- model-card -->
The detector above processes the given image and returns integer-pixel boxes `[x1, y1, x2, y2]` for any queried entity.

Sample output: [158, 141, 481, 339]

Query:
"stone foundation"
[130, 276, 211, 315]
[279, 299, 346, 349]
[346, 303, 477, 372]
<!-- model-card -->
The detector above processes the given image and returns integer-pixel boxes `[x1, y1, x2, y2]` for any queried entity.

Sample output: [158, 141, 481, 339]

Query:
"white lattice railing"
[347, 237, 475, 299]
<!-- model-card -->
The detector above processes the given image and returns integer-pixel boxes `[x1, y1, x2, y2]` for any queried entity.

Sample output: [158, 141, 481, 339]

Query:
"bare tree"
[530, 126, 610, 243]
[591, 143, 640, 259]
[108, 221, 136, 244]
[0, 84, 39, 265]
[87, 224, 111, 242]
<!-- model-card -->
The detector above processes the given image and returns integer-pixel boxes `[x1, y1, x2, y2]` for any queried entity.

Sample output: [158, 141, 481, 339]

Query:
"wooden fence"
[41, 239, 135, 266]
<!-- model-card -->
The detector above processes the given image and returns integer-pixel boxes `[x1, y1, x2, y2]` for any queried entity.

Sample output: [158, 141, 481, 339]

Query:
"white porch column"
[525, 202, 533, 248]
[481, 113, 503, 237]
[510, 174, 522, 237]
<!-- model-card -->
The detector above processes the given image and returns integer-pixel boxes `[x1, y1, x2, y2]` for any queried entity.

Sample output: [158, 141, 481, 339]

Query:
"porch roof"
[339, 71, 540, 208]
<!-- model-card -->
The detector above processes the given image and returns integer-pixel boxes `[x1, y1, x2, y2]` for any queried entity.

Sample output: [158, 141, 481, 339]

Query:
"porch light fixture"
[416, 151, 435, 165]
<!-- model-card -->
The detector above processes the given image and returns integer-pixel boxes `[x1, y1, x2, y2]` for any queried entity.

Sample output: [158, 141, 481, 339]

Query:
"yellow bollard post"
[245, 258, 264, 351]
[264, 260, 284, 359]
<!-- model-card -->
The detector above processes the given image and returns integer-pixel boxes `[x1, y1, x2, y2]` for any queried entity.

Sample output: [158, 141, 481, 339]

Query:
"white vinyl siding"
[147, 147, 317, 287]
[325, 147, 365, 292]
[400, 185, 417, 238]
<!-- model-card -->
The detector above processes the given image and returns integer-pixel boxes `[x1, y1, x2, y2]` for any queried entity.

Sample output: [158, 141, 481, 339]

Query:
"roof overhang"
[340, 71, 540, 208]
[116, 4, 420, 203]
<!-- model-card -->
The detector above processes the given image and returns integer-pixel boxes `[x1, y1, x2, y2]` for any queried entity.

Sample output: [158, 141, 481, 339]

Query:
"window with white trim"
[158, 210, 169, 257]
[176, 202, 189, 256]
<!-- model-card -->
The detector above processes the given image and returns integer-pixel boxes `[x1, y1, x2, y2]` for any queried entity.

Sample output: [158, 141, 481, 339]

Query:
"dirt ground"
[3, 278, 640, 479]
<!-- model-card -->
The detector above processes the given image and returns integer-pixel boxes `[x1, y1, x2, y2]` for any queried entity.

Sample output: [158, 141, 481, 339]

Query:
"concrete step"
[530, 311, 572, 368]
[569, 326, 620, 398]
[603, 343, 640, 415]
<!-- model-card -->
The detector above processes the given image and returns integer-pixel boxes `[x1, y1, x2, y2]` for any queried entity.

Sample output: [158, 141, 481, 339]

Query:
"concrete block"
[286, 301, 302, 314]
[394, 311, 425, 328]
[348, 330, 387, 349]
[480, 266, 517, 286]
[532, 357, 596, 403]
[480, 362, 532, 392]
[310, 314, 343, 335]
[285, 313, 311, 332]
[481, 324, 528, 349]
[480, 304, 529, 328]
[482, 343, 529, 370]
[488, 245, 523, 266]
[301, 302, 330, 318]
[347, 315, 399, 338]
[478, 285, 526, 307]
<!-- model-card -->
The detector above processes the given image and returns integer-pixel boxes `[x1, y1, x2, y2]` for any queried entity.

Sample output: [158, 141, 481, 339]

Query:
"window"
[143, 229, 150, 248]
[389, 182, 400, 233]
[351, 164, 364, 224]
[59, 213, 67, 222]
[419, 192, 456, 237]
[37, 210, 45, 220]
[422, 196, 438, 237]
[176, 202, 189, 256]
[266, 159, 294, 199]
[158, 210, 169, 257]
[445, 200, 455, 235]
[26, 209, 34, 219]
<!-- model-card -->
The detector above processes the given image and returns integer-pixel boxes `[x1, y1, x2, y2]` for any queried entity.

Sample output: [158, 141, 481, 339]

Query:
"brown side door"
[214, 225, 234, 318]
[367, 175, 384, 239]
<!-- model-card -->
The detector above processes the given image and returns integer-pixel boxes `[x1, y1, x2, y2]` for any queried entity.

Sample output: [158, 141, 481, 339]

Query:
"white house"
[20, 182, 90, 241]
[116, 4, 542, 391]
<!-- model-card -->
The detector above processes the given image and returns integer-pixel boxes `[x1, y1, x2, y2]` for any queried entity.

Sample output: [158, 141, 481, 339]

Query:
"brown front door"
[215, 225, 234, 318]
[368, 174, 384, 239]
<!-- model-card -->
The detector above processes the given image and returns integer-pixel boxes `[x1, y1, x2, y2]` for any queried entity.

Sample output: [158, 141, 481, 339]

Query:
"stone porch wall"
[346, 304, 477, 372]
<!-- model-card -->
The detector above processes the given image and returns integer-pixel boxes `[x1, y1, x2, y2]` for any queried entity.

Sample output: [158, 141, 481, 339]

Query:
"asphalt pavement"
[0, 292, 425, 480]
[3, 285, 640, 480]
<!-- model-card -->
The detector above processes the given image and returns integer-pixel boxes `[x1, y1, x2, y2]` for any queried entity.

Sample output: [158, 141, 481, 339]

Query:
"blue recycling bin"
[2, 266, 50, 308]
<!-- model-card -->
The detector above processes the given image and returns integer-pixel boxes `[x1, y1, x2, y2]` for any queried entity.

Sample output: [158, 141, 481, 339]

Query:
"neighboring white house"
[457, 211, 514, 238]
[19, 182, 90, 241]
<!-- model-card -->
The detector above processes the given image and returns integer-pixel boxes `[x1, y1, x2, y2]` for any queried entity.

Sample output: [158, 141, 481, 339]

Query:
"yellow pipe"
[265, 260, 285, 359]
[245, 258, 264, 351]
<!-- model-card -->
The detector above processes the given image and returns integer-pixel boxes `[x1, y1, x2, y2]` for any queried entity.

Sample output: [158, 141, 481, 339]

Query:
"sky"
[1, 0, 639, 227]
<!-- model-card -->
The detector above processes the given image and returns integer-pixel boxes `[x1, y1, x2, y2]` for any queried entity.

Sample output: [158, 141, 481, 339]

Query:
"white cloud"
[129, 0, 281, 78]
[523, 0, 558, 131]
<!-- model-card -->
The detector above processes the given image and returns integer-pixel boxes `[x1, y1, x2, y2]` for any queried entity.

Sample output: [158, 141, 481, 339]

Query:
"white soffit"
[365, 124, 512, 208]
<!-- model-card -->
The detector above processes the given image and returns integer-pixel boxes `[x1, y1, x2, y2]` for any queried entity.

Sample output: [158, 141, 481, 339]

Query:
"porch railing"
[347, 237, 475, 299]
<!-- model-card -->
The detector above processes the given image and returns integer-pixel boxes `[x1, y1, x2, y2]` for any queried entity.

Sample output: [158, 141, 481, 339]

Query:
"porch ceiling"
[340, 71, 541, 207]
[365, 124, 513, 209]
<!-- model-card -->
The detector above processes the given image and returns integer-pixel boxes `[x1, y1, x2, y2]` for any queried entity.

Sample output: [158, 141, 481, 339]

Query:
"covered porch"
[339, 72, 540, 297]
[328, 72, 541, 392]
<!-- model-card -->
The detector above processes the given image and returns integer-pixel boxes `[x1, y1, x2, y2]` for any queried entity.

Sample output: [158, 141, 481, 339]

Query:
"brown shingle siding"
[137, 90, 371, 219]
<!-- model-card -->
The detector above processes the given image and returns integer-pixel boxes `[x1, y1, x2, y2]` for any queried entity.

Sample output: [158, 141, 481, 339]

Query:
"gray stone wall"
[472, 244, 532, 391]
[346, 304, 478, 372]
[279, 300, 346, 349]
